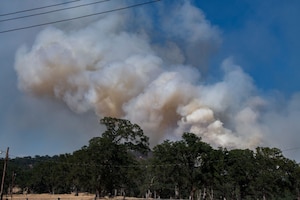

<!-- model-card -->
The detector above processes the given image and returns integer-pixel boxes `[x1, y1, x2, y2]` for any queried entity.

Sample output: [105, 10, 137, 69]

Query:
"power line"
[0, 0, 110, 23]
[7, 146, 300, 169]
[0, 0, 80, 17]
[282, 147, 300, 152]
[0, 0, 161, 34]
[7, 155, 190, 169]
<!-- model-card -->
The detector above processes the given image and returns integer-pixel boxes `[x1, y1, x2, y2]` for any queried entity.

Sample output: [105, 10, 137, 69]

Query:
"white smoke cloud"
[13, 1, 260, 149]
[263, 93, 300, 149]
[13, 0, 300, 153]
[160, 1, 221, 68]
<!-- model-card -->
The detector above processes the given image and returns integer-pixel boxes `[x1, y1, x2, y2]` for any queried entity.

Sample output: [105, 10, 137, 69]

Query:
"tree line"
[1, 117, 300, 200]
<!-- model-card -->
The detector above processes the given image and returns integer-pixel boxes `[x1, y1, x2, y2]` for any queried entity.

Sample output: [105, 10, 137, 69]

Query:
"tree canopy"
[1, 117, 300, 199]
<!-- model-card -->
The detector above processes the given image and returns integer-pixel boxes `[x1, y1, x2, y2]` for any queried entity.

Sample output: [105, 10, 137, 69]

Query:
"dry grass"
[4, 193, 94, 200]
[5, 194, 141, 200]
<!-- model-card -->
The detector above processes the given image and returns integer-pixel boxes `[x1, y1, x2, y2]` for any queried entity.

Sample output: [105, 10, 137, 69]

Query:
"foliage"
[1, 118, 300, 199]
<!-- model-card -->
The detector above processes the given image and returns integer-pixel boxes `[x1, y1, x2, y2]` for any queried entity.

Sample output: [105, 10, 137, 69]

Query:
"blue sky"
[0, 0, 300, 160]
[196, 0, 300, 94]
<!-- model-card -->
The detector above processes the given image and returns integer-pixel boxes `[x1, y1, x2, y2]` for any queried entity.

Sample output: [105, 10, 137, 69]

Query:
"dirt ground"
[3, 194, 138, 200]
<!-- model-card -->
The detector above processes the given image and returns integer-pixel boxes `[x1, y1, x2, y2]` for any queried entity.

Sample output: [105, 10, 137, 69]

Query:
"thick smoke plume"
[15, 1, 269, 148]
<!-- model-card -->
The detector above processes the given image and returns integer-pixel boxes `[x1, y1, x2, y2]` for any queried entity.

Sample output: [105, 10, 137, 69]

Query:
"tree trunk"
[202, 188, 206, 199]
[207, 188, 213, 200]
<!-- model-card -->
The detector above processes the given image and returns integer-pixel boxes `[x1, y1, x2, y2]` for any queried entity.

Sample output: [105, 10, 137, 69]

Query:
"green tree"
[200, 148, 227, 199]
[99, 117, 150, 154]
[151, 140, 179, 198]
[224, 149, 256, 199]
[254, 147, 298, 199]
[151, 133, 212, 199]
[83, 117, 150, 197]
[70, 147, 94, 193]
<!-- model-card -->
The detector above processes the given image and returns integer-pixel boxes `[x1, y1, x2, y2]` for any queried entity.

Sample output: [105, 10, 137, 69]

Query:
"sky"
[0, 0, 300, 161]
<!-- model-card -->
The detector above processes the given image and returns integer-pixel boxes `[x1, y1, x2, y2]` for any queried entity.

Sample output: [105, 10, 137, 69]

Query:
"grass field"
[3, 193, 94, 200]
[2, 194, 135, 200]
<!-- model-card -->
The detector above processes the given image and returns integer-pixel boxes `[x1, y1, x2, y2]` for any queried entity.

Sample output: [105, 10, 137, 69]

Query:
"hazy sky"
[0, 0, 300, 161]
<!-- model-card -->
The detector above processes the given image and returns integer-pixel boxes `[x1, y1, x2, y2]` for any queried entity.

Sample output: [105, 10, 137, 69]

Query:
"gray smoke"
[13, 1, 300, 153]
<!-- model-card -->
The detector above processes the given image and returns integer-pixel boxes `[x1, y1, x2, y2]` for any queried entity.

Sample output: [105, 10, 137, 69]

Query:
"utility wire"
[0, 0, 80, 17]
[7, 146, 300, 168]
[7, 154, 197, 168]
[0, 0, 161, 34]
[282, 147, 300, 152]
[0, 0, 110, 23]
